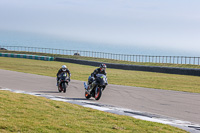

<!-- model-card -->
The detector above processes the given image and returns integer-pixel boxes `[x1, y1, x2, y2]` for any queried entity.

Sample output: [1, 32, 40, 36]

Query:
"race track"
[0, 69, 200, 125]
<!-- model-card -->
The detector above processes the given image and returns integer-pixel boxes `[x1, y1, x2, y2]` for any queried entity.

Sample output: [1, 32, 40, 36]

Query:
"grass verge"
[0, 90, 187, 133]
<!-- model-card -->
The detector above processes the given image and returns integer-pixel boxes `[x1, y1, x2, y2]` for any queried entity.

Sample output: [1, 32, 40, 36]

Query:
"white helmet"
[62, 65, 67, 69]
[62, 65, 67, 71]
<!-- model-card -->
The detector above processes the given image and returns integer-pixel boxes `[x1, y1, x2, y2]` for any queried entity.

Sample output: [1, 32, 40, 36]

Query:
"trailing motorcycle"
[58, 72, 70, 93]
[84, 74, 108, 100]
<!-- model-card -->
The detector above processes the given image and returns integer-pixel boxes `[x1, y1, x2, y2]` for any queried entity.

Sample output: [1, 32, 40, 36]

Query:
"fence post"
[177, 56, 179, 64]
[139, 55, 141, 62]
[141, 55, 143, 62]
[136, 55, 138, 62]
[185, 57, 186, 64]
[181, 56, 182, 64]
[189, 57, 191, 64]
[155, 56, 157, 63]
[152, 56, 154, 63]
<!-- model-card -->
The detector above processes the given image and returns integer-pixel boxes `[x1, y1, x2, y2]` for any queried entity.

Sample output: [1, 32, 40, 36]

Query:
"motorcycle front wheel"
[95, 87, 102, 100]
[58, 84, 62, 92]
[62, 82, 67, 93]
[85, 91, 91, 99]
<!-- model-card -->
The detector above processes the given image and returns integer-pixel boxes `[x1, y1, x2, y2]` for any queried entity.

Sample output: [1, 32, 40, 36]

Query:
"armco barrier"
[55, 57, 200, 76]
[0, 53, 54, 61]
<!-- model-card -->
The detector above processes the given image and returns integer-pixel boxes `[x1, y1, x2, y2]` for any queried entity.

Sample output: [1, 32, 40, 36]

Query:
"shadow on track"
[54, 97, 94, 101]
[65, 98, 94, 101]
[35, 91, 60, 93]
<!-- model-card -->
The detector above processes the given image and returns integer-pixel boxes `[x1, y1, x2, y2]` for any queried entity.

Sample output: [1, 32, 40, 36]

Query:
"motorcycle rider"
[56, 65, 71, 86]
[87, 64, 107, 92]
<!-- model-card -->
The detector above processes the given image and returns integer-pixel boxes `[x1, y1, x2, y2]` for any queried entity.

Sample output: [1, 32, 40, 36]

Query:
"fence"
[1, 45, 200, 65]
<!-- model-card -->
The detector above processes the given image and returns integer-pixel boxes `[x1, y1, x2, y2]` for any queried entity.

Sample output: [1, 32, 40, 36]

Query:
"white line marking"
[1, 88, 200, 133]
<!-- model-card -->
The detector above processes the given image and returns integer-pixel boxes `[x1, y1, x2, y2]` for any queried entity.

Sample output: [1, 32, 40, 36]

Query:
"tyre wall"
[0, 53, 54, 61]
[55, 57, 200, 76]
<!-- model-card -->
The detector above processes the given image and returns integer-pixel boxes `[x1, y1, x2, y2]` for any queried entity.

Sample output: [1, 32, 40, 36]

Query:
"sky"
[0, 0, 200, 55]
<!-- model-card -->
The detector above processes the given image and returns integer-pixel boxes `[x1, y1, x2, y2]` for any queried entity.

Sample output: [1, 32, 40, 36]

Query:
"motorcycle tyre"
[58, 86, 62, 92]
[85, 91, 91, 99]
[62, 82, 67, 93]
[95, 87, 102, 100]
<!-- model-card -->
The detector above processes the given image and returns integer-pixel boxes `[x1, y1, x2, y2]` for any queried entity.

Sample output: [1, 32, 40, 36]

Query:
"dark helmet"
[100, 64, 106, 71]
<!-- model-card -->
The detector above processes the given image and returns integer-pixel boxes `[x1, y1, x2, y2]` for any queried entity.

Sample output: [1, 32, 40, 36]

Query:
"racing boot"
[86, 83, 93, 93]
[88, 84, 92, 93]
[90, 82, 96, 90]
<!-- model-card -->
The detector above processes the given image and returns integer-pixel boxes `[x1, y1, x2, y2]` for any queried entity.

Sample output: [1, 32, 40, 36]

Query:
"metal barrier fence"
[1, 45, 200, 65]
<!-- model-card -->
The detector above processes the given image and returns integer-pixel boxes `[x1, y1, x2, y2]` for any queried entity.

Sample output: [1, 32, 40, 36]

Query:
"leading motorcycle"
[84, 74, 108, 100]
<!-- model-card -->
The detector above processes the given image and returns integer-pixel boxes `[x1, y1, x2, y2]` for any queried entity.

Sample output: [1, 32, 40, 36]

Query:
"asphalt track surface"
[1, 69, 200, 125]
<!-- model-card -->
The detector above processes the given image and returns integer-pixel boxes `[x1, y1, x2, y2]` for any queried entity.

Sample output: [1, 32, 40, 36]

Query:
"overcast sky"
[0, 0, 200, 53]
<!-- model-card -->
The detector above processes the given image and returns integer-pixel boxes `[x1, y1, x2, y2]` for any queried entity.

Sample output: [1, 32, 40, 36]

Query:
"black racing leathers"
[91, 68, 106, 78]
[88, 68, 106, 90]
[56, 68, 71, 82]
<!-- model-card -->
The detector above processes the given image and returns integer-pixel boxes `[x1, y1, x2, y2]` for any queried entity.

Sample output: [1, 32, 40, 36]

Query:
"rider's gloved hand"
[91, 76, 95, 81]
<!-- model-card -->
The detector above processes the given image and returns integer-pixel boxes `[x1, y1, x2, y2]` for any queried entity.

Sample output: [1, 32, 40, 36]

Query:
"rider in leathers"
[56, 65, 71, 86]
[87, 64, 107, 92]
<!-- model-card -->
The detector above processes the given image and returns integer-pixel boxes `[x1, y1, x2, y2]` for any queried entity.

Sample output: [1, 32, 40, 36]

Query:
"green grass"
[1, 50, 200, 68]
[1, 57, 200, 93]
[0, 90, 187, 133]
[0, 53, 192, 132]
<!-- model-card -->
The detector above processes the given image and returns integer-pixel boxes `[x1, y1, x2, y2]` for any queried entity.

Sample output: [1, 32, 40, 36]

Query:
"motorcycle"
[58, 72, 70, 93]
[84, 74, 108, 100]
